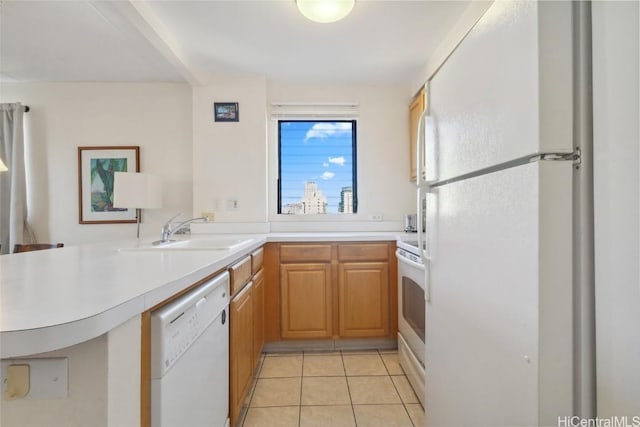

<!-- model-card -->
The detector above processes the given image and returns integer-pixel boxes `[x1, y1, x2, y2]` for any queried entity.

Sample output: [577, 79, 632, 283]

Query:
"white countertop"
[0, 232, 407, 358]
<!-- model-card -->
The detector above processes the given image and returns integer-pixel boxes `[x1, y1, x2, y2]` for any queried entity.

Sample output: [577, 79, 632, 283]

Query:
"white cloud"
[328, 156, 345, 166]
[322, 162, 329, 167]
[321, 171, 335, 180]
[305, 122, 352, 141]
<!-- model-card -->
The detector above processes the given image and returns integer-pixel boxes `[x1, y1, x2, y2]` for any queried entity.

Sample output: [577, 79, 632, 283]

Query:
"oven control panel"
[396, 247, 423, 265]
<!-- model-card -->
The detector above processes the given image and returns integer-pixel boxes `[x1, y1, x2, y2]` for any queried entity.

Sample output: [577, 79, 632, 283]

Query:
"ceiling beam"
[408, 0, 494, 95]
[90, 0, 207, 86]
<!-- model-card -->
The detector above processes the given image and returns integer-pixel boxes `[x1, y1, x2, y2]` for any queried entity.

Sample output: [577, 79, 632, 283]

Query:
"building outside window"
[339, 186, 353, 213]
[278, 120, 357, 214]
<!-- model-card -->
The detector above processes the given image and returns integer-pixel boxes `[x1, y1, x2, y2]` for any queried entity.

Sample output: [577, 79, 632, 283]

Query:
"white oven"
[396, 241, 425, 406]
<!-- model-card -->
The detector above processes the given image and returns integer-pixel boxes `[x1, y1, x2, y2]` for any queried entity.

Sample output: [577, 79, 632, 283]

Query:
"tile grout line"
[381, 349, 417, 427]
[242, 353, 266, 427]
[340, 349, 359, 426]
[298, 352, 304, 427]
[378, 349, 416, 427]
[245, 350, 415, 427]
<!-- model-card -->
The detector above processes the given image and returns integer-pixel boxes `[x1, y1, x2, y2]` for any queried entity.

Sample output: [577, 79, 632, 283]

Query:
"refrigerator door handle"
[416, 109, 430, 186]
[425, 263, 430, 304]
[417, 187, 431, 260]
[418, 187, 433, 303]
[417, 187, 426, 260]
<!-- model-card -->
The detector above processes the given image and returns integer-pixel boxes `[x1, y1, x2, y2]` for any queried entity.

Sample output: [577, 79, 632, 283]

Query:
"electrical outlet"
[1, 358, 68, 400]
[201, 212, 215, 222]
[371, 214, 384, 221]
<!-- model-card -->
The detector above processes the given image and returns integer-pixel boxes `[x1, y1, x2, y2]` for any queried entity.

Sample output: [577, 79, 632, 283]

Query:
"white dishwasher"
[151, 271, 230, 427]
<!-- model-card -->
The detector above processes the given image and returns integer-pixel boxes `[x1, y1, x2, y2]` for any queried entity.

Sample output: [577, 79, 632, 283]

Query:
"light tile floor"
[241, 350, 425, 427]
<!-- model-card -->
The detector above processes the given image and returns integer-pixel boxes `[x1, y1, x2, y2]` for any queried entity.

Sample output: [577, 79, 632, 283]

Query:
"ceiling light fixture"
[296, 0, 355, 24]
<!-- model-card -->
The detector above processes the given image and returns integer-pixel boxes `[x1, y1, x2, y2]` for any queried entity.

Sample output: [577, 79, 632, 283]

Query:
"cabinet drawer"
[280, 244, 332, 263]
[230, 256, 252, 295]
[253, 267, 264, 284]
[338, 243, 389, 261]
[251, 247, 264, 275]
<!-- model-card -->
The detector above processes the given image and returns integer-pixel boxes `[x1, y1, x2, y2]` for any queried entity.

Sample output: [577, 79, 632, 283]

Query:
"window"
[278, 120, 357, 214]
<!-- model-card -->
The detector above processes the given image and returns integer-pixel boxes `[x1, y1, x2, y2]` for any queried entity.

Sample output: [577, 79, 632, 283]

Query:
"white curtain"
[0, 103, 28, 255]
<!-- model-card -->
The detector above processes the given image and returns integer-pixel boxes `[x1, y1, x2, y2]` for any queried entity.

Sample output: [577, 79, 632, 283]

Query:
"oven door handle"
[395, 250, 426, 271]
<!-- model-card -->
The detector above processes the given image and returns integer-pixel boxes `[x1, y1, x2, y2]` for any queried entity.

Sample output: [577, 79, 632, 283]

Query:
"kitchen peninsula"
[0, 232, 400, 427]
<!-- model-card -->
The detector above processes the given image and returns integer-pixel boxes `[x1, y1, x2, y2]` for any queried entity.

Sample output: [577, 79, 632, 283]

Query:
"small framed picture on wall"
[214, 102, 239, 122]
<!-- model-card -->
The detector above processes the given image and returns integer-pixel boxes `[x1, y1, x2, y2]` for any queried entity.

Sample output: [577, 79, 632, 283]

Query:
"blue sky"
[279, 121, 355, 213]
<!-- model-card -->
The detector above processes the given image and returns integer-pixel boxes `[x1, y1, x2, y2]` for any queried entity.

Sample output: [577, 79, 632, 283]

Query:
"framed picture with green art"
[78, 146, 140, 224]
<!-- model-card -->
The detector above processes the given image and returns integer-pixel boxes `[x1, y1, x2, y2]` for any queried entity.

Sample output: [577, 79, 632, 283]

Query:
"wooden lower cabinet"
[252, 268, 265, 366]
[270, 242, 397, 342]
[338, 262, 390, 337]
[229, 248, 266, 427]
[229, 282, 253, 427]
[280, 263, 333, 339]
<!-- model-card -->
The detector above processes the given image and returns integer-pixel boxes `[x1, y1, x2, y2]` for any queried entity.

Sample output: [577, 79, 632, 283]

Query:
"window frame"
[277, 119, 358, 215]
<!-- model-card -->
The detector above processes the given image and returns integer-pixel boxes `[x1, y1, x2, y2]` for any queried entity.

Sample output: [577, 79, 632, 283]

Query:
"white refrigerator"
[416, 2, 594, 426]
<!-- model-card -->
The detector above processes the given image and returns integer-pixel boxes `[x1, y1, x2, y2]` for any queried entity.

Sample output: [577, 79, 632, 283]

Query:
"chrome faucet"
[154, 213, 207, 245]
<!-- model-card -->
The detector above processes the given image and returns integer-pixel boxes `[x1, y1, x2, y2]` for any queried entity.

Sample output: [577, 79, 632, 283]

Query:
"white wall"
[192, 78, 415, 233]
[0, 316, 141, 427]
[192, 76, 269, 225]
[107, 315, 141, 427]
[3, 78, 416, 240]
[1, 334, 108, 427]
[0, 82, 193, 245]
[592, 0, 640, 417]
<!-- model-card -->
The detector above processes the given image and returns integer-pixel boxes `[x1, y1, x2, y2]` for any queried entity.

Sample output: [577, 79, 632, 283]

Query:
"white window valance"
[270, 102, 358, 120]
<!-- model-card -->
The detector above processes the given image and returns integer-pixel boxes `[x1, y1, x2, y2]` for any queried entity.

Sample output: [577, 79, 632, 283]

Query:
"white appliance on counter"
[415, 1, 595, 426]
[396, 240, 426, 406]
[151, 271, 230, 427]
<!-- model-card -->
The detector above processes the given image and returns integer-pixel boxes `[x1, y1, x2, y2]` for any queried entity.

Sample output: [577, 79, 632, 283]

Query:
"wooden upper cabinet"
[280, 263, 333, 339]
[409, 88, 426, 181]
[338, 262, 390, 338]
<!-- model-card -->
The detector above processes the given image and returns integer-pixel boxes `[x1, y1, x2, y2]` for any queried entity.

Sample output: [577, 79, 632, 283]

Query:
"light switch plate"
[226, 199, 239, 211]
[1, 358, 68, 400]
